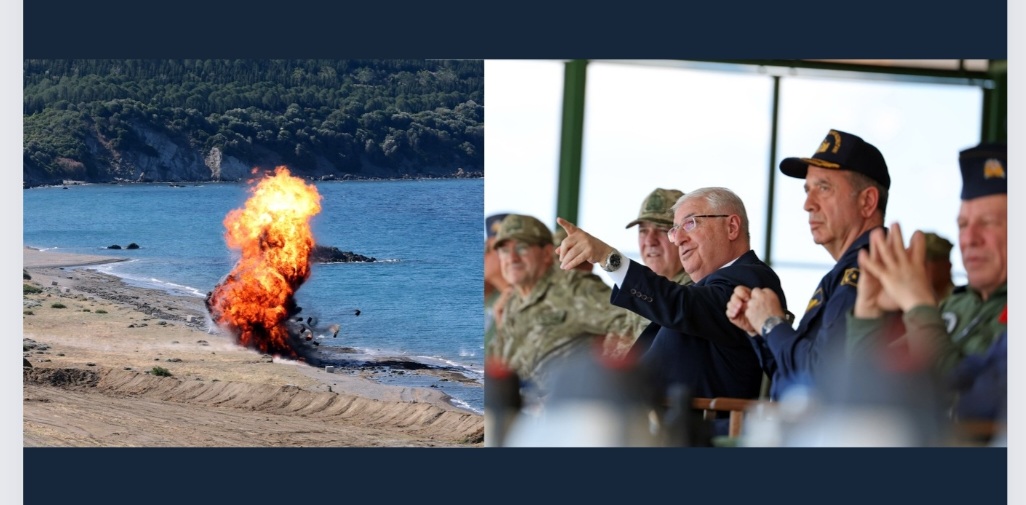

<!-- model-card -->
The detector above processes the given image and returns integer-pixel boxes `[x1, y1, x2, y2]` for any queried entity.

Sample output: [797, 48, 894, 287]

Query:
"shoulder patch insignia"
[840, 268, 859, 288]
[806, 287, 824, 313]
[942, 311, 958, 335]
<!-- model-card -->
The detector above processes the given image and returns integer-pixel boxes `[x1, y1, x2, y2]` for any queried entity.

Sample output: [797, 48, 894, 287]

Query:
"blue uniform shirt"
[950, 329, 1007, 421]
[752, 228, 877, 399]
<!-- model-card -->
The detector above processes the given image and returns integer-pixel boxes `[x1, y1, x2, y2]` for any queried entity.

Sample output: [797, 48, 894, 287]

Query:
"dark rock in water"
[107, 244, 122, 250]
[310, 245, 376, 264]
[126, 243, 140, 249]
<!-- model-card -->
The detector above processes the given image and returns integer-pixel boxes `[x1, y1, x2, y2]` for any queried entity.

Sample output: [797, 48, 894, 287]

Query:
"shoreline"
[23, 175, 484, 190]
[22, 246, 483, 447]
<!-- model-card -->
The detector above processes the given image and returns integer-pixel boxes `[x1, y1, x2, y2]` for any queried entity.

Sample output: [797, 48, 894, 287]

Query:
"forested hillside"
[23, 59, 483, 187]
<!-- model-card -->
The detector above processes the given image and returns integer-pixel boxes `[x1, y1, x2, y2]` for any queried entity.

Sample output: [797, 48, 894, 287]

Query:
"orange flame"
[207, 166, 322, 355]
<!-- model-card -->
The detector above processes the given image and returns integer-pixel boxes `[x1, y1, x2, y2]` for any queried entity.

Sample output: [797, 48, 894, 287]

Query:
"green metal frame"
[556, 59, 588, 228]
[982, 59, 1008, 142]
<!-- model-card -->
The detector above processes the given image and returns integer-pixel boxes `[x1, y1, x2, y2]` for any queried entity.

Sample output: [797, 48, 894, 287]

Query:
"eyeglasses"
[496, 242, 535, 257]
[667, 215, 730, 240]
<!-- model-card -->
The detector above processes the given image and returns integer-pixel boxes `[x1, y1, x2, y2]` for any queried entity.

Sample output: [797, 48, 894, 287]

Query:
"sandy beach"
[22, 246, 483, 447]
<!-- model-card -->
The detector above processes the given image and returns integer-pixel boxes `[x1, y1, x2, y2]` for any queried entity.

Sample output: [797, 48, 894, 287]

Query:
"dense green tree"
[24, 59, 483, 186]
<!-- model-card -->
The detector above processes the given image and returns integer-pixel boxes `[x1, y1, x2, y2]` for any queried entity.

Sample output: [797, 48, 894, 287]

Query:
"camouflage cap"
[625, 188, 685, 229]
[923, 232, 953, 261]
[493, 214, 554, 250]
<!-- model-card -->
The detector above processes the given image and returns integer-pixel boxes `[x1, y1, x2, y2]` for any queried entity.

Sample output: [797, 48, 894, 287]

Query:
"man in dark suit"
[556, 187, 786, 401]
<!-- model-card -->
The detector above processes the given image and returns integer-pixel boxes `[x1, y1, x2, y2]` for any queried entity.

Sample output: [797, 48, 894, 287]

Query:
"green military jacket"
[487, 265, 634, 383]
[847, 283, 1006, 373]
[936, 283, 1007, 371]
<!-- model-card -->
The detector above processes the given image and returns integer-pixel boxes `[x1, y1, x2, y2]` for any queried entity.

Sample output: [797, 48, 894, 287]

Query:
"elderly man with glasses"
[557, 187, 787, 405]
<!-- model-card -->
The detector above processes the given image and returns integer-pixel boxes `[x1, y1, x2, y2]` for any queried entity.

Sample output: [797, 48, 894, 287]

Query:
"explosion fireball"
[206, 166, 322, 356]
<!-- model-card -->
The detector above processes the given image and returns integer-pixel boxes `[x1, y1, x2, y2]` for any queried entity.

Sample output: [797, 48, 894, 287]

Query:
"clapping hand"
[856, 223, 935, 316]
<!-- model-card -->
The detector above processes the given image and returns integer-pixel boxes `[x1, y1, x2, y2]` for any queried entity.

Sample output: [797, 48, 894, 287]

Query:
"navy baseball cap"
[486, 213, 510, 239]
[958, 143, 1006, 200]
[780, 129, 891, 189]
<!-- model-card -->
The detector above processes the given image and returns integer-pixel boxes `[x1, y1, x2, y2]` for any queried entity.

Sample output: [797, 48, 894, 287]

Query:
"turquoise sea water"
[23, 178, 484, 413]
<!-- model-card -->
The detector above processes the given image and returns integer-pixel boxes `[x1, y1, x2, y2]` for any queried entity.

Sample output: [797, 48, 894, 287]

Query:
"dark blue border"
[24, 448, 1006, 503]
[24, 0, 1007, 58]
[23, 2, 1008, 504]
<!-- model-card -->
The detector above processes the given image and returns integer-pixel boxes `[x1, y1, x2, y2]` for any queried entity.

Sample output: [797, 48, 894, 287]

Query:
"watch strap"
[602, 250, 622, 272]
[761, 315, 787, 337]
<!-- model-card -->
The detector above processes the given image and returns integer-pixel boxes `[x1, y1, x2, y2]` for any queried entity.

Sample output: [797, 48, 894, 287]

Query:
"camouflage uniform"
[484, 289, 501, 350]
[487, 264, 634, 385]
[617, 187, 694, 355]
[487, 213, 633, 386]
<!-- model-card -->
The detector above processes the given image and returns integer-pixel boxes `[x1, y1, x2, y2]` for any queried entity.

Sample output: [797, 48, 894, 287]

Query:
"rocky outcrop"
[310, 245, 376, 264]
[114, 123, 255, 183]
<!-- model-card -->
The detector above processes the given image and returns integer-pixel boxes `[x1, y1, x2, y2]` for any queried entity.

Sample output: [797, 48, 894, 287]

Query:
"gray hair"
[671, 187, 751, 242]
[846, 171, 888, 221]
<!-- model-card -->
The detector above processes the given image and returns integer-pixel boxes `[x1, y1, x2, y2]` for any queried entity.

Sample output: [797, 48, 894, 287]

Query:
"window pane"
[483, 60, 564, 229]
[579, 62, 774, 269]
[774, 77, 982, 320]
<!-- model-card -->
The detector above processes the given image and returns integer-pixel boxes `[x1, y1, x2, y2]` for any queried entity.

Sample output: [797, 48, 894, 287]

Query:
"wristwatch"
[601, 250, 622, 272]
[761, 315, 789, 337]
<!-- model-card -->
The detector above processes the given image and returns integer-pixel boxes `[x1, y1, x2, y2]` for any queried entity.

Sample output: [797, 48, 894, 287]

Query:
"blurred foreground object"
[502, 345, 674, 447]
[740, 350, 950, 447]
[484, 358, 521, 448]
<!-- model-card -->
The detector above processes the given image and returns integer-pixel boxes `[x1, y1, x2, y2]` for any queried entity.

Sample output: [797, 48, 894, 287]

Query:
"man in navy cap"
[846, 143, 1007, 424]
[939, 144, 1008, 370]
[849, 143, 1007, 374]
[726, 129, 889, 400]
[485, 213, 511, 350]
